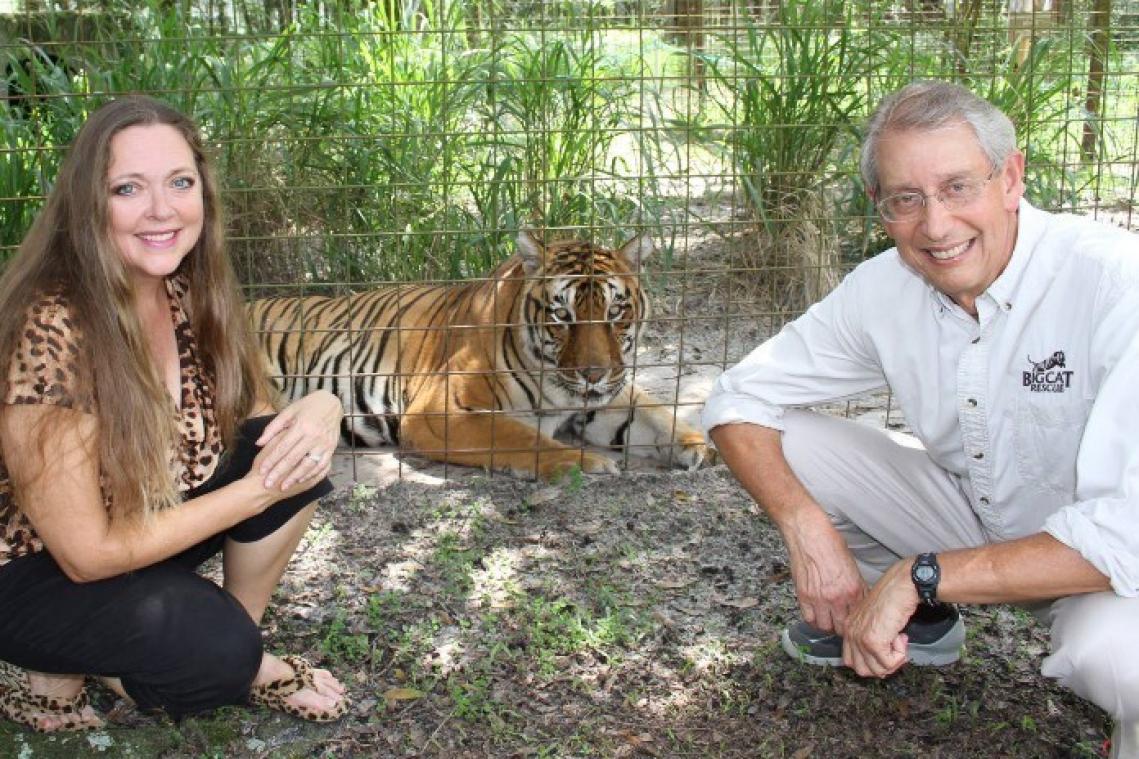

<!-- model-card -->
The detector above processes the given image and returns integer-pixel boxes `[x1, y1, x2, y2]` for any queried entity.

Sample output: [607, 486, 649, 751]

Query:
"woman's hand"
[253, 390, 342, 491]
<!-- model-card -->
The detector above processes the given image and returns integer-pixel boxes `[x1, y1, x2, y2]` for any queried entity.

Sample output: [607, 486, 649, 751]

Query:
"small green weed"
[505, 592, 640, 677]
[449, 675, 496, 721]
[554, 464, 585, 492]
[320, 609, 371, 666]
[1071, 738, 1110, 757]
[936, 694, 960, 726]
[349, 483, 377, 512]
[432, 531, 481, 599]
[366, 590, 406, 630]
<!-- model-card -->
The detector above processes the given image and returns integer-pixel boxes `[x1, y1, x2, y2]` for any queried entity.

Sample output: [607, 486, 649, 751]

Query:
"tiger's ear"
[619, 233, 654, 270]
[517, 228, 546, 275]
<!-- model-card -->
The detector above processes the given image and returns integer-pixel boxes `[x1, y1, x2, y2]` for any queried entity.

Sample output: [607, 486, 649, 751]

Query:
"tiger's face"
[516, 231, 652, 404]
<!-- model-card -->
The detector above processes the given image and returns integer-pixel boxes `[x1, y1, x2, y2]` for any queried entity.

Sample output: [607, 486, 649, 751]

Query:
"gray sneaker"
[780, 603, 965, 667]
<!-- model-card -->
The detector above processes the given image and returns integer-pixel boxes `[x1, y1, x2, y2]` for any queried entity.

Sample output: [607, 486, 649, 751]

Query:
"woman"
[0, 96, 349, 731]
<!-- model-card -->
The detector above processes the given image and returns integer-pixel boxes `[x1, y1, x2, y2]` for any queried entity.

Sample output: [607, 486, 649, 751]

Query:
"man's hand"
[708, 422, 868, 636]
[841, 558, 919, 677]
[783, 508, 867, 635]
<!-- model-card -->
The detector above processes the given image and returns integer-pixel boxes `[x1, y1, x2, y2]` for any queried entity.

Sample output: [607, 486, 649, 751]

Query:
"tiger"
[247, 230, 710, 479]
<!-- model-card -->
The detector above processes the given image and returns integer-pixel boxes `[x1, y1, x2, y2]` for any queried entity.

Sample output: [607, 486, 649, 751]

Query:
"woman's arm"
[0, 403, 327, 583]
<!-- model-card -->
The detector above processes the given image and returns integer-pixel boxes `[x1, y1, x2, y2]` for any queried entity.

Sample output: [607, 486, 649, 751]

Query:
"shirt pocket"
[1013, 394, 1093, 495]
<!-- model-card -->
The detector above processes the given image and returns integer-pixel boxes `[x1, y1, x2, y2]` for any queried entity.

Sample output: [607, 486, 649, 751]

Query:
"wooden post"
[1082, 0, 1112, 161]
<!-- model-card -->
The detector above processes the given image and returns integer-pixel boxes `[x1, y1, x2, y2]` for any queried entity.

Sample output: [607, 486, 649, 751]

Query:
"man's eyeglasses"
[876, 166, 998, 223]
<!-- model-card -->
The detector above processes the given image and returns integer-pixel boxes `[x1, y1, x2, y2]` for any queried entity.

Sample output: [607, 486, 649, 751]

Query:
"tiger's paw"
[580, 452, 621, 475]
[670, 434, 715, 471]
[539, 451, 620, 480]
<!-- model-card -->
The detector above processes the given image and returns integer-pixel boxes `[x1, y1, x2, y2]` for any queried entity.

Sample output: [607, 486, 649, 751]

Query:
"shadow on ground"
[0, 464, 1110, 759]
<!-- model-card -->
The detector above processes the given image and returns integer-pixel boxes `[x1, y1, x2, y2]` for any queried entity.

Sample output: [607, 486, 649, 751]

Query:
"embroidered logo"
[1022, 351, 1073, 393]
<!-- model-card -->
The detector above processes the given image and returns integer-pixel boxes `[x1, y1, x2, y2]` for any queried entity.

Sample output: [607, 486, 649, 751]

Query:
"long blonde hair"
[0, 95, 273, 522]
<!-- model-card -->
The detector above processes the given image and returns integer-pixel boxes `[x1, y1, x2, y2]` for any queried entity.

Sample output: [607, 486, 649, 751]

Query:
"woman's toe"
[312, 669, 345, 695]
[32, 714, 62, 732]
[285, 684, 346, 715]
[77, 706, 104, 729]
[29, 706, 102, 733]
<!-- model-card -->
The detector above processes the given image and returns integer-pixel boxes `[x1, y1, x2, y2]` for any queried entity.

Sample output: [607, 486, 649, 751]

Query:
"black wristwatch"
[911, 552, 940, 606]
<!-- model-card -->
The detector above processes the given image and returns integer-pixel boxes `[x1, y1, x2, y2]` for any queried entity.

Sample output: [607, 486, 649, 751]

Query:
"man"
[702, 81, 1139, 757]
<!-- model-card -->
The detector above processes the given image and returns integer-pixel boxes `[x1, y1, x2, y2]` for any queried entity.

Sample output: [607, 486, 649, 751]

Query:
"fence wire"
[2, 0, 1137, 481]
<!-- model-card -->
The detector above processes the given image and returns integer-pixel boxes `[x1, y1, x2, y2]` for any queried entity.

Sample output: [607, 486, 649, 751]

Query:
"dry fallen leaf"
[671, 603, 705, 617]
[489, 512, 518, 524]
[654, 578, 695, 589]
[527, 487, 562, 505]
[623, 731, 660, 756]
[717, 596, 760, 609]
[383, 687, 425, 705]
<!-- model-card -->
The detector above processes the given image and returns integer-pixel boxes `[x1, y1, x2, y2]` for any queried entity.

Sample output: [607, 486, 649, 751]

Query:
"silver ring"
[305, 451, 322, 463]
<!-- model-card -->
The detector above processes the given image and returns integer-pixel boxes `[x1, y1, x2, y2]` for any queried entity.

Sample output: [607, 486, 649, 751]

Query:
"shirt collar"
[927, 198, 1043, 317]
[985, 198, 1044, 309]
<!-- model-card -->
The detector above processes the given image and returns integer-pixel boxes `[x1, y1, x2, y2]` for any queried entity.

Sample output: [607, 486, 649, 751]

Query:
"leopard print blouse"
[0, 276, 224, 567]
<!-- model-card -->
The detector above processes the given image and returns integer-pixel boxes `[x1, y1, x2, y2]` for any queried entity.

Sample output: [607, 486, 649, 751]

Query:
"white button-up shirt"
[702, 201, 1139, 596]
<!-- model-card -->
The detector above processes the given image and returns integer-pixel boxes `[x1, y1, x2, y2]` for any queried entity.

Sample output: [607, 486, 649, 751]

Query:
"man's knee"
[1043, 593, 1139, 721]
[780, 409, 898, 509]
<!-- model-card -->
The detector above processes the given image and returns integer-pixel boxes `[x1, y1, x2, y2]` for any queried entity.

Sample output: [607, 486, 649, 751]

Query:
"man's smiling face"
[874, 122, 1025, 316]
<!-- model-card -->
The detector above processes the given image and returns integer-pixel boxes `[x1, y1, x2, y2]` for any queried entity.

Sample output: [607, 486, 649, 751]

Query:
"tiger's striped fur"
[248, 230, 709, 479]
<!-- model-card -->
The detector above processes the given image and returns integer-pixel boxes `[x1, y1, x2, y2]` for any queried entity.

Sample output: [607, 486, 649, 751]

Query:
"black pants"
[0, 415, 333, 719]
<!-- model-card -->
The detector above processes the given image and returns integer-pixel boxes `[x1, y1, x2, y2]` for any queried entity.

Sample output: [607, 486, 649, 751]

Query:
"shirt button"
[1003, 302, 1012, 311]
[979, 496, 990, 505]
[971, 336, 980, 344]
[972, 452, 984, 460]
[966, 398, 978, 408]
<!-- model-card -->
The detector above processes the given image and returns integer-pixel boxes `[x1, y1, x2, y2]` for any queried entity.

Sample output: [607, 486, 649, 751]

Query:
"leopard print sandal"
[0, 661, 102, 733]
[248, 655, 348, 722]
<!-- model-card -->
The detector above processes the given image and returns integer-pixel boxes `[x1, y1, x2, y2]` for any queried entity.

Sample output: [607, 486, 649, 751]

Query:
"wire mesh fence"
[2, 0, 1137, 480]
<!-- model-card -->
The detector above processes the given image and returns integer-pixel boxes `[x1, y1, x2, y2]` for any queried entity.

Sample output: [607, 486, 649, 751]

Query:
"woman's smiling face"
[107, 124, 204, 289]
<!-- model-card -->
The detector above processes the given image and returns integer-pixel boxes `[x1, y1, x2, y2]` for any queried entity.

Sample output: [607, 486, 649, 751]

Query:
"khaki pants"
[779, 409, 1139, 759]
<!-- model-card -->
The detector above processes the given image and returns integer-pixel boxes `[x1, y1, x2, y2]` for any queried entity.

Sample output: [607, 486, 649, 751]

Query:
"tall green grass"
[695, 0, 897, 310]
[1, 0, 1135, 294]
[0, 0, 666, 287]
[692, 0, 1127, 290]
[701, 0, 884, 224]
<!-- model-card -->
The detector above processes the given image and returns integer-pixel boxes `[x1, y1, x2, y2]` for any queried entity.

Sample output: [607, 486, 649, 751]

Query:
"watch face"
[914, 565, 937, 582]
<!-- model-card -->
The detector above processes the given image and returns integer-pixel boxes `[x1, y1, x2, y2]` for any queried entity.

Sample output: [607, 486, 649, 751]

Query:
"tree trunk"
[948, 0, 985, 75]
[672, 0, 705, 90]
[1082, 0, 1112, 161]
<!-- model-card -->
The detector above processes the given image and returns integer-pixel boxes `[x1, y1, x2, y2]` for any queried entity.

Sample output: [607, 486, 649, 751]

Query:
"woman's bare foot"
[21, 671, 104, 732]
[252, 654, 347, 715]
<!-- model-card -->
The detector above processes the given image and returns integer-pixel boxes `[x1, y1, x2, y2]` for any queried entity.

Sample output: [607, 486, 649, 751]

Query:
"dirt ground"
[0, 463, 1112, 759]
[0, 224, 1115, 758]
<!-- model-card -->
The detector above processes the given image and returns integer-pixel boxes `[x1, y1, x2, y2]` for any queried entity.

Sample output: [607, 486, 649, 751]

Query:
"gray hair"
[860, 81, 1017, 192]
